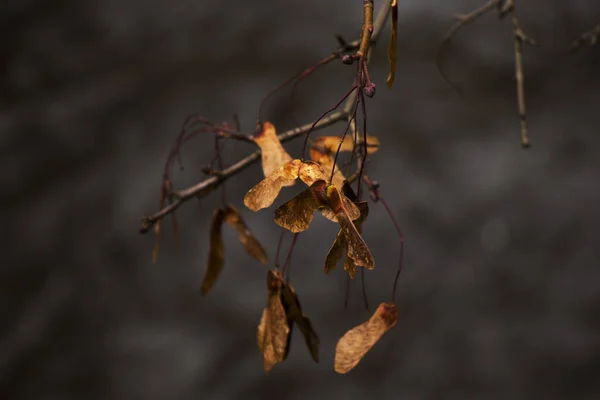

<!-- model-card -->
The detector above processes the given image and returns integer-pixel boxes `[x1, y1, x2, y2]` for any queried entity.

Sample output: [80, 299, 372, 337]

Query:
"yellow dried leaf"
[253, 122, 293, 179]
[273, 180, 328, 233]
[297, 160, 328, 186]
[201, 209, 226, 296]
[257, 270, 291, 371]
[313, 135, 380, 155]
[223, 204, 268, 264]
[281, 283, 320, 363]
[334, 302, 399, 373]
[310, 147, 346, 189]
[244, 159, 302, 211]
[386, 0, 398, 88]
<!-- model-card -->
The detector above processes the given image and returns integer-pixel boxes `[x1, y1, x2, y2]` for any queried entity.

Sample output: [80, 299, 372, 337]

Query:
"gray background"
[2, 0, 600, 399]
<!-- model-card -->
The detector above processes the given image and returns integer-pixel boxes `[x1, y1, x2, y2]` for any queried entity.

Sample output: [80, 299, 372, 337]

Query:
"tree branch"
[139, 1, 393, 234]
[571, 22, 600, 52]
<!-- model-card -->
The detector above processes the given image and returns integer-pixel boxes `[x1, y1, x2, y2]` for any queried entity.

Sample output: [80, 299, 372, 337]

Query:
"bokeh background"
[3, 0, 600, 399]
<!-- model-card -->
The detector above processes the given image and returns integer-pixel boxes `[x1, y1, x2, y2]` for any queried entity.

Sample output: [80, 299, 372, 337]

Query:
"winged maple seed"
[281, 280, 320, 363]
[257, 270, 290, 371]
[312, 134, 380, 155]
[309, 146, 346, 189]
[244, 159, 328, 212]
[201, 205, 268, 296]
[325, 201, 369, 278]
[334, 302, 399, 374]
[274, 180, 361, 233]
[201, 208, 226, 296]
[223, 204, 268, 264]
[253, 121, 293, 179]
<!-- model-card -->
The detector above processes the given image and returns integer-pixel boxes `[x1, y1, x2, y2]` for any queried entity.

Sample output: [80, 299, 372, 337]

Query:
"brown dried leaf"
[223, 204, 268, 264]
[201, 209, 226, 296]
[313, 135, 380, 155]
[320, 192, 361, 222]
[334, 302, 399, 374]
[281, 283, 320, 363]
[324, 228, 347, 274]
[244, 159, 301, 212]
[257, 270, 291, 371]
[310, 147, 346, 189]
[253, 121, 293, 179]
[297, 160, 328, 186]
[338, 212, 374, 270]
[274, 180, 328, 233]
[386, 0, 398, 88]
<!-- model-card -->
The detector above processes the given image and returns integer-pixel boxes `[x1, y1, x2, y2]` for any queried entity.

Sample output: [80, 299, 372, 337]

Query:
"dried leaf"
[325, 201, 369, 278]
[386, 0, 398, 88]
[223, 204, 268, 264]
[324, 228, 347, 274]
[281, 283, 320, 363]
[244, 160, 327, 213]
[313, 135, 380, 155]
[334, 302, 399, 373]
[310, 147, 346, 189]
[274, 180, 328, 233]
[257, 270, 290, 371]
[320, 193, 361, 222]
[253, 121, 293, 179]
[325, 187, 374, 270]
[244, 159, 302, 211]
[201, 209, 226, 295]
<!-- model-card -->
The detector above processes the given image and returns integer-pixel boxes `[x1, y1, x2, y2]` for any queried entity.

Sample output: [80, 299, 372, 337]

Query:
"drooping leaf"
[386, 0, 398, 88]
[281, 283, 320, 363]
[253, 121, 293, 179]
[257, 270, 291, 371]
[244, 160, 327, 212]
[312, 134, 380, 155]
[273, 180, 328, 233]
[201, 208, 226, 295]
[326, 201, 369, 278]
[319, 193, 361, 222]
[326, 186, 374, 271]
[334, 302, 399, 374]
[324, 228, 347, 274]
[223, 204, 268, 264]
[310, 147, 346, 189]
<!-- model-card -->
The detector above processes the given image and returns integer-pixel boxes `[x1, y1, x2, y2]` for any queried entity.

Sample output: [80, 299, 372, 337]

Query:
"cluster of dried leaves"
[232, 122, 397, 372]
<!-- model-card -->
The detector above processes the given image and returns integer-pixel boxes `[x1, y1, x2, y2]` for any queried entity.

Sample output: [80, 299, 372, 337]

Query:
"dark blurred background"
[2, 0, 600, 399]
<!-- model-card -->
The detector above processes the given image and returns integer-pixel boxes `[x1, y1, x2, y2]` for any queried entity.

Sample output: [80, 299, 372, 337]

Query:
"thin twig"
[571, 22, 600, 52]
[436, 0, 501, 92]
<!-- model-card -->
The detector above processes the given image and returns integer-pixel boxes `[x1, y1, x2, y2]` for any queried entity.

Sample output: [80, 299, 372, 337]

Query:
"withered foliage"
[253, 121, 293, 179]
[201, 204, 267, 296]
[223, 204, 268, 264]
[334, 302, 399, 374]
[201, 209, 226, 295]
[244, 160, 328, 212]
[312, 134, 380, 155]
[310, 146, 347, 189]
[273, 181, 361, 233]
[258, 270, 319, 370]
[325, 201, 369, 278]
[257, 270, 290, 371]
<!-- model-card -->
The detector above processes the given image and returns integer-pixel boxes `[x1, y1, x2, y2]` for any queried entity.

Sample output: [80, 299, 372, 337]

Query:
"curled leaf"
[223, 204, 268, 264]
[257, 270, 290, 371]
[310, 147, 346, 189]
[244, 160, 327, 212]
[274, 180, 328, 233]
[253, 121, 293, 179]
[201, 208, 226, 295]
[325, 201, 369, 278]
[386, 0, 398, 88]
[244, 159, 302, 211]
[312, 135, 380, 155]
[281, 283, 320, 363]
[334, 302, 399, 374]
[326, 187, 374, 270]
